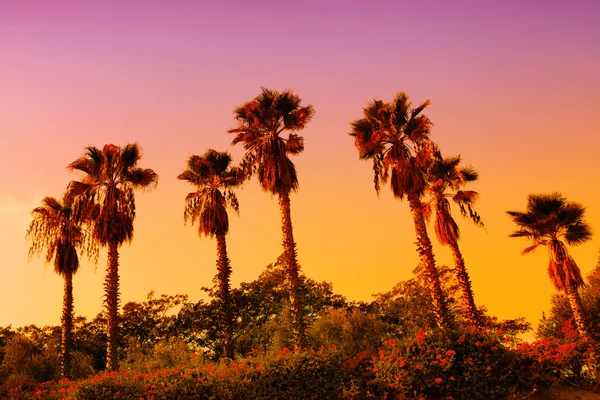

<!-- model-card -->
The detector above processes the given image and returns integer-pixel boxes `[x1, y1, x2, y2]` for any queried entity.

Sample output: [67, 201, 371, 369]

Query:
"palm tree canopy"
[427, 155, 483, 245]
[177, 149, 243, 237]
[228, 87, 315, 195]
[67, 143, 158, 246]
[507, 193, 592, 291]
[507, 193, 592, 250]
[349, 92, 435, 199]
[27, 194, 98, 276]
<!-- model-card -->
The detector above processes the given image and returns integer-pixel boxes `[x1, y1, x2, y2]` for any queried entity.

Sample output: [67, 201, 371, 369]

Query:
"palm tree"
[26, 193, 98, 378]
[426, 154, 484, 326]
[67, 143, 158, 370]
[507, 193, 592, 338]
[349, 92, 451, 330]
[229, 87, 315, 346]
[177, 149, 243, 359]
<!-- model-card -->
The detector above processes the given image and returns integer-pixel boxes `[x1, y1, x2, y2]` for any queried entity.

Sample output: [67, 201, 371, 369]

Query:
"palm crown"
[507, 193, 592, 291]
[349, 92, 435, 198]
[228, 87, 315, 194]
[428, 155, 483, 245]
[178, 149, 243, 237]
[27, 194, 97, 275]
[67, 143, 158, 245]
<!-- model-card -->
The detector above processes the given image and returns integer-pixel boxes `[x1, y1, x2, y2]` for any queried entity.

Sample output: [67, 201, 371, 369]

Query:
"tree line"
[25, 88, 595, 379]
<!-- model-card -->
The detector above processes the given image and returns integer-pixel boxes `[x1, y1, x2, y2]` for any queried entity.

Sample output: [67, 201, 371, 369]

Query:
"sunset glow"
[2, 0, 600, 341]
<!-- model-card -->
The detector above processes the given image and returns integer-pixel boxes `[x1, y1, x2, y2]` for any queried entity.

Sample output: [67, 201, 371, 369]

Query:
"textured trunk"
[60, 271, 74, 378]
[216, 234, 234, 359]
[105, 240, 120, 371]
[408, 195, 451, 330]
[278, 191, 305, 347]
[448, 240, 481, 327]
[566, 282, 590, 338]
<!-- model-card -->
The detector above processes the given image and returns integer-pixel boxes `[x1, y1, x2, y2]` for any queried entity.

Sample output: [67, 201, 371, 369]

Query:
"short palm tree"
[26, 193, 98, 378]
[427, 154, 484, 326]
[349, 92, 451, 330]
[177, 149, 243, 359]
[507, 193, 592, 337]
[68, 143, 158, 370]
[229, 87, 315, 346]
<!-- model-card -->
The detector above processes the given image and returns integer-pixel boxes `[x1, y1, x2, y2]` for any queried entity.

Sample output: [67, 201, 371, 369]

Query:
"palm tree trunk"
[278, 191, 305, 347]
[60, 271, 74, 378]
[448, 240, 481, 327]
[408, 195, 451, 331]
[105, 240, 120, 371]
[566, 282, 590, 338]
[216, 234, 234, 359]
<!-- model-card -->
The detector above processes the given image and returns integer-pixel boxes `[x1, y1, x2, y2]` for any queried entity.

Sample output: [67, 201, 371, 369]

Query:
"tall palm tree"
[426, 154, 484, 326]
[229, 87, 315, 346]
[177, 149, 243, 359]
[349, 92, 451, 330]
[507, 193, 592, 338]
[67, 143, 158, 370]
[26, 193, 98, 378]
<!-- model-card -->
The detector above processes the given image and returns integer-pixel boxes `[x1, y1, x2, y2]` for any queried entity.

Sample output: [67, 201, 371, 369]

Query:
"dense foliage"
[7, 259, 600, 399]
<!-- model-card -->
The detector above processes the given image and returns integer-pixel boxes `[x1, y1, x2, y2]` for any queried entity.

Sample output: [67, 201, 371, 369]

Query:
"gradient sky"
[1, 1, 600, 338]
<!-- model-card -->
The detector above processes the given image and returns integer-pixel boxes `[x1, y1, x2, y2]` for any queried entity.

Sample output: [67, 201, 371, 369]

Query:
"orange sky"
[1, 1, 600, 337]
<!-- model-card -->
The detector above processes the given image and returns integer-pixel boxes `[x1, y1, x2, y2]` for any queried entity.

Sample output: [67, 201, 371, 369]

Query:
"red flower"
[434, 378, 442, 384]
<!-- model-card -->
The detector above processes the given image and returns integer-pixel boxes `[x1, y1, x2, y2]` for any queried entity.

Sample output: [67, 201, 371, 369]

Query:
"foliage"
[368, 264, 468, 339]
[370, 328, 539, 399]
[308, 308, 389, 357]
[178, 260, 349, 359]
[13, 329, 600, 400]
[121, 292, 189, 348]
[538, 253, 600, 339]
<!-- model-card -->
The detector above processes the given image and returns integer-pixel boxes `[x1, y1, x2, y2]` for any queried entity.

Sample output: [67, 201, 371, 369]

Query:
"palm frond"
[126, 168, 158, 189]
[121, 143, 141, 169]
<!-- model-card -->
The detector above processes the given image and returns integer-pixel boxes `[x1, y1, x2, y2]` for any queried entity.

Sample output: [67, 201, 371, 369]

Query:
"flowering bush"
[371, 328, 537, 399]
[10, 328, 600, 400]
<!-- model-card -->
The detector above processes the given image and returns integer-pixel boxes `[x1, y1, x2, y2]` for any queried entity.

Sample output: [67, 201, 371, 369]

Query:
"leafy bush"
[120, 337, 191, 373]
[308, 308, 389, 357]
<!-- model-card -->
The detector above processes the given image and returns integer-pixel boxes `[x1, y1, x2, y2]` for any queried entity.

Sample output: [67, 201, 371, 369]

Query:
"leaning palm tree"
[349, 92, 451, 330]
[228, 87, 315, 346]
[507, 193, 592, 338]
[68, 143, 158, 370]
[26, 192, 98, 378]
[177, 149, 243, 359]
[426, 154, 484, 326]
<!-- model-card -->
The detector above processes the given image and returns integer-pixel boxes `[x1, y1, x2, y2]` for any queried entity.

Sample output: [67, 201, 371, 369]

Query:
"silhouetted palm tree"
[68, 143, 158, 370]
[26, 193, 98, 378]
[229, 87, 315, 345]
[349, 92, 451, 330]
[427, 154, 484, 326]
[178, 149, 243, 358]
[507, 193, 592, 337]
